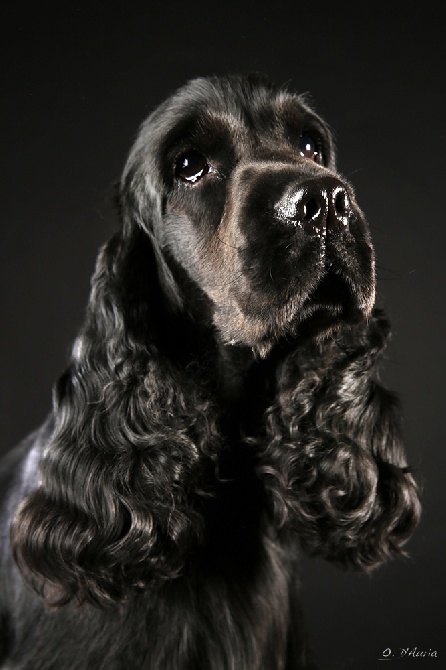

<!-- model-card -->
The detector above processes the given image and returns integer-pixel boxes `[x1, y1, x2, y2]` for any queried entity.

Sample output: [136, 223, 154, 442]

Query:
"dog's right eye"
[298, 134, 321, 162]
[175, 151, 209, 183]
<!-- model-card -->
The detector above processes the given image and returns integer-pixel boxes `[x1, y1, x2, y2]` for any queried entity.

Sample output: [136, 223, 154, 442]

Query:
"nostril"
[333, 189, 350, 215]
[302, 198, 321, 221]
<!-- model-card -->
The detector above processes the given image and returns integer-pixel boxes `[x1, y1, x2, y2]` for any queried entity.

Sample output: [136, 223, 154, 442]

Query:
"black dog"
[0, 75, 420, 669]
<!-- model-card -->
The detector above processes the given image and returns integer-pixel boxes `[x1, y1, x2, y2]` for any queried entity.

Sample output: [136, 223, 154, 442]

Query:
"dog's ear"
[259, 309, 421, 570]
[10, 211, 217, 607]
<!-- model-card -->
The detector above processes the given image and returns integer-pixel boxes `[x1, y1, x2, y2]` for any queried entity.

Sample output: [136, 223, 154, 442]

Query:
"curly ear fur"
[258, 311, 421, 570]
[10, 225, 222, 607]
[10, 243, 420, 606]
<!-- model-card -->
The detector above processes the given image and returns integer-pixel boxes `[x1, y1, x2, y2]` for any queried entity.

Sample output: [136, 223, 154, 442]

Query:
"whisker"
[217, 273, 244, 288]
[215, 235, 239, 250]
[375, 264, 402, 280]
[344, 167, 362, 178]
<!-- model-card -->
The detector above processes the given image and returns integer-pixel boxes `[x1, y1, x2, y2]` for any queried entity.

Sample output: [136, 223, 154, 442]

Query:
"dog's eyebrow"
[274, 97, 329, 132]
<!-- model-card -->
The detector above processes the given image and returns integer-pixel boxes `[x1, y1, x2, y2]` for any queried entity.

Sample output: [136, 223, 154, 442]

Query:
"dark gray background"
[1, 3, 444, 668]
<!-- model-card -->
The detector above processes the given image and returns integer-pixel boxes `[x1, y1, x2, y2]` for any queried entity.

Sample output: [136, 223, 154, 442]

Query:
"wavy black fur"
[0, 74, 420, 670]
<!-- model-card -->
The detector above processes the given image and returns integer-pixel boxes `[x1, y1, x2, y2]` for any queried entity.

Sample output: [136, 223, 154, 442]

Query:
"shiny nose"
[275, 176, 352, 236]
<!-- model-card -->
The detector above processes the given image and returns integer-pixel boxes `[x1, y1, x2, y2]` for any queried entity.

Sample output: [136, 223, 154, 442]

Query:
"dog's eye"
[298, 135, 320, 161]
[175, 151, 209, 183]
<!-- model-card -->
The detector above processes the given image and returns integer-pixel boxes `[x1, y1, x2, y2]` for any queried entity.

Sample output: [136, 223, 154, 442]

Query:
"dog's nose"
[275, 177, 352, 236]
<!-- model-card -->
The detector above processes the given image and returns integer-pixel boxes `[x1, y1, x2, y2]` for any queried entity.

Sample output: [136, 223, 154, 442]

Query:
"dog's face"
[122, 75, 375, 354]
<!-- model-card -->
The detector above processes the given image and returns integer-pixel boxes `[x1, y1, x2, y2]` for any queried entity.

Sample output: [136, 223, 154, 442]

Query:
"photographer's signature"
[379, 647, 438, 660]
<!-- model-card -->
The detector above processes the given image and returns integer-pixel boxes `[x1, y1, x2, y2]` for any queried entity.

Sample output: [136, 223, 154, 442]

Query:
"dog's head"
[121, 74, 375, 355]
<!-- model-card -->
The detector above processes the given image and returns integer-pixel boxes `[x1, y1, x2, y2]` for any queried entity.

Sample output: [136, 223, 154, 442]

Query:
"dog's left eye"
[175, 151, 210, 183]
[298, 135, 320, 161]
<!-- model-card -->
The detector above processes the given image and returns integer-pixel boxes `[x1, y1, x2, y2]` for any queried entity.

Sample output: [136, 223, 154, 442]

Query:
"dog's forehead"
[148, 77, 319, 146]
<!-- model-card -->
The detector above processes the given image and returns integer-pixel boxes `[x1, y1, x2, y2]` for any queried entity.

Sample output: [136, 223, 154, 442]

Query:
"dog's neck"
[216, 342, 259, 397]
[213, 339, 293, 438]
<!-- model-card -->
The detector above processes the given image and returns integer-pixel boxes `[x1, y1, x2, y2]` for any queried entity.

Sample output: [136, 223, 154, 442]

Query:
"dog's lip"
[301, 268, 362, 325]
[308, 270, 352, 307]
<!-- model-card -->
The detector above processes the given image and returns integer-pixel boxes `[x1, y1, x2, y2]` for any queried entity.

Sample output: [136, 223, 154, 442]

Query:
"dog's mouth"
[309, 270, 352, 309]
[214, 249, 374, 354]
[295, 268, 367, 336]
